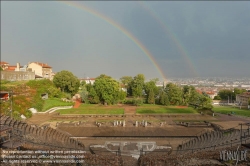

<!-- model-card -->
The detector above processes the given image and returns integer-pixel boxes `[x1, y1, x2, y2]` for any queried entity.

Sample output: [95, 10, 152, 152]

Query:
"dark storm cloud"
[1, 1, 250, 79]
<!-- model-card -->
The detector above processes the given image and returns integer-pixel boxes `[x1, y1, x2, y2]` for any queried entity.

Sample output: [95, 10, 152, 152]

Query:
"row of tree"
[120, 74, 213, 109]
[214, 88, 247, 101]
[53, 71, 213, 109]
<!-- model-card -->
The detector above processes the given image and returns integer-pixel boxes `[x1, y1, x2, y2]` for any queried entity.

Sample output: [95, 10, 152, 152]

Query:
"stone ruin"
[0, 115, 85, 150]
[113, 120, 126, 127]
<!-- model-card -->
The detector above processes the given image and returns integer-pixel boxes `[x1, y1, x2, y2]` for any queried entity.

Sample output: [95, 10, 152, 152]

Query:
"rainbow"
[138, 2, 199, 77]
[58, 1, 167, 81]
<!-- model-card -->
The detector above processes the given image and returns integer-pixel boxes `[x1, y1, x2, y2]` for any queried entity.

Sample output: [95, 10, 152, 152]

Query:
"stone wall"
[1, 71, 35, 81]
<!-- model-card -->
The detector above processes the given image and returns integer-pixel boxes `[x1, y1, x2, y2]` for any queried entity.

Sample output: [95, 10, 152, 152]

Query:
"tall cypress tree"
[147, 89, 155, 104]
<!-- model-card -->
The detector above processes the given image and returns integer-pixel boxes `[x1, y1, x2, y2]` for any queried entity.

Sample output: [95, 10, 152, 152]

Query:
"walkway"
[74, 99, 81, 108]
[124, 106, 136, 115]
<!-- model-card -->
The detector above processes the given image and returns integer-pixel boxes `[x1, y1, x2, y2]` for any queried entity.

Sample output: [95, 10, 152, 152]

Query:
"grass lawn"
[136, 105, 198, 114]
[57, 104, 124, 114]
[212, 105, 250, 117]
[42, 98, 74, 112]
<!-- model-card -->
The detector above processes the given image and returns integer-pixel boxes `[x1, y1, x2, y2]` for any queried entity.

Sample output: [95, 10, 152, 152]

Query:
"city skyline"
[2, 1, 250, 80]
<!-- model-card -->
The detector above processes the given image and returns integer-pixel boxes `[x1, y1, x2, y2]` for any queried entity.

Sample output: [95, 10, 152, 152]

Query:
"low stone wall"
[1, 70, 35, 81]
[52, 114, 203, 119]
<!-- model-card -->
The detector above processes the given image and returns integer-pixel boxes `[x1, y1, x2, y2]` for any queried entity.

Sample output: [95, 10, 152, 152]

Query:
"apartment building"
[236, 92, 250, 106]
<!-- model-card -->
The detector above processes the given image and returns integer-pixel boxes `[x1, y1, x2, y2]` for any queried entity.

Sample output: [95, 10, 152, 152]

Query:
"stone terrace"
[58, 126, 206, 137]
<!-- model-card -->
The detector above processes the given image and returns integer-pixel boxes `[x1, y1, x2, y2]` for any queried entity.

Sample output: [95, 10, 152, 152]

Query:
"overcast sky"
[1, 1, 250, 80]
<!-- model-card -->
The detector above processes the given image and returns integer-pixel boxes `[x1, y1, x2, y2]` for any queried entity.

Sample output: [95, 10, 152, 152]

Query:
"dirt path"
[73, 99, 81, 108]
[216, 113, 249, 122]
[213, 113, 250, 129]
[124, 106, 136, 115]
[26, 112, 57, 125]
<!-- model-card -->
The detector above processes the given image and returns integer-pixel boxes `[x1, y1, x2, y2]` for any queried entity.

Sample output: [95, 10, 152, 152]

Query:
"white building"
[80, 77, 95, 84]
[28, 62, 53, 80]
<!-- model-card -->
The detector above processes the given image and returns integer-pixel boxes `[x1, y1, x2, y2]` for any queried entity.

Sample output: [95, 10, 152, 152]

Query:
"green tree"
[53, 70, 80, 95]
[144, 80, 159, 97]
[198, 95, 213, 110]
[233, 88, 247, 100]
[159, 91, 170, 106]
[182, 85, 191, 105]
[93, 74, 120, 105]
[164, 93, 170, 106]
[47, 86, 61, 98]
[150, 78, 159, 83]
[79, 80, 86, 89]
[159, 91, 165, 105]
[88, 86, 99, 104]
[79, 87, 89, 103]
[85, 83, 92, 92]
[118, 90, 127, 101]
[132, 98, 144, 106]
[78, 80, 89, 103]
[218, 89, 234, 100]
[131, 74, 145, 97]
[120, 76, 133, 87]
[165, 83, 183, 105]
[147, 89, 155, 104]
[213, 95, 221, 100]
[0, 67, 3, 71]
[188, 86, 200, 105]
[120, 76, 133, 96]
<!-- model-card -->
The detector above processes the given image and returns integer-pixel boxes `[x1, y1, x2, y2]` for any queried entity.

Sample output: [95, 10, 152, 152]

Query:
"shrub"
[13, 111, 21, 120]
[25, 110, 32, 118]
[132, 98, 144, 106]
[47, 87, 61, 98]
[0, 80, 11, 84]
[124, 98, 133, 104]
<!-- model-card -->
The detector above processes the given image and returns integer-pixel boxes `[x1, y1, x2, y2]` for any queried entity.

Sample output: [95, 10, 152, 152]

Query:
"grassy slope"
[57, 104, 124, 114]
[42, 98, 74, 112]
[136, 105, 198, 114]
[0, 81, 34, 115]
[212, 105, 250, 117]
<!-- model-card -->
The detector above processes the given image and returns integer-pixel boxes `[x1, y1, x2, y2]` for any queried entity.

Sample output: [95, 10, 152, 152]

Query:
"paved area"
[215, 113, 250, 122]
[213, 113, 250, 130]
[58, 126, 206, 137]
[90, 141, 171, 159]
[76, 137, 184, 151]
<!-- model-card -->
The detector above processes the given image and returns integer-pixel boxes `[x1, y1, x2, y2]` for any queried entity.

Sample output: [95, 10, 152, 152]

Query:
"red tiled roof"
[206, 91, 215, 95]
[0, 61, 9, 65]
[5, 66, 16, 71]
[196, 89, 202, 94]
[32, 62, 52, 68]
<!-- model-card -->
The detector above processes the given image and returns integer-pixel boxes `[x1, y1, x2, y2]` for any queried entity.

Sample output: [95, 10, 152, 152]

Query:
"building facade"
[1, 71, 35, 81]
[0, 61, 9, 70]
[236, 92, 250, 106]
[28, 62, 53, 80]
[80, 77, 95, 84]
